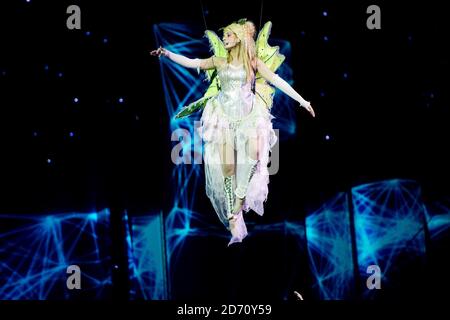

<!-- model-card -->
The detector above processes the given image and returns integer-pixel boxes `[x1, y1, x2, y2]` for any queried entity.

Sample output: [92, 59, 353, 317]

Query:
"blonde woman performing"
[151, 19, 315, 246]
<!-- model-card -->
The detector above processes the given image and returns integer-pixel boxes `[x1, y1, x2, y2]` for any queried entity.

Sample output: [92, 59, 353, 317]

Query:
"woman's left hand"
[304, 103, 315, 117]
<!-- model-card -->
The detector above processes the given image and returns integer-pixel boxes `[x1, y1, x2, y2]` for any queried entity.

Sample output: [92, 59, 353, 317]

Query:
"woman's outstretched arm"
[150, 46, 224, 71]
[256, 58, 315, 117]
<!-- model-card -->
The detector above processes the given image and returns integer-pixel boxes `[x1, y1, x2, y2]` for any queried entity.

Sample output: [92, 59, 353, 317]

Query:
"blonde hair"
[223, 20, 257, 84]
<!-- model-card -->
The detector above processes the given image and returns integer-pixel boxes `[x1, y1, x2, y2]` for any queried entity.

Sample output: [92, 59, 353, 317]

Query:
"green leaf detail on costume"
[174, 96, 211, 119]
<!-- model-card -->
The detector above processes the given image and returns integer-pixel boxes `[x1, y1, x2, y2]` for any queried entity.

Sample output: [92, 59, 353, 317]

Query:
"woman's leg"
[233, 134, 261, 213]
[219, 138, 244, 242]
[218, 140, 235, 177]
[246, 136, 260, 161]
[219, 139, 236, 220]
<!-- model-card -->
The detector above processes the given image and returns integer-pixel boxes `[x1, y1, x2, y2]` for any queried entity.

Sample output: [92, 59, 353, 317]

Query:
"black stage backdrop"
[0, 0, 449, 303]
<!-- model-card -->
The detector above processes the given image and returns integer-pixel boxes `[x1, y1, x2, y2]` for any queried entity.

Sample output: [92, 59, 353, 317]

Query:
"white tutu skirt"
[197, 92, 278, 242]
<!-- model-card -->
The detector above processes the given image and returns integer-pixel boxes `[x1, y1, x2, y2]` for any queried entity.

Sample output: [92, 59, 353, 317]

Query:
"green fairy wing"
[255, 21, 285, 109]
[174, 31, 227, 119]
[204, 30, 227, 80]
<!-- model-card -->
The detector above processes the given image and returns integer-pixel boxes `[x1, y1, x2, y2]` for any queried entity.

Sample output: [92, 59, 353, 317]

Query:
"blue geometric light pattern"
[128, 212, 168, 300]
[305, 192, 355, 300]
[154, 22, 207, 264]
[153, 22, 298, 264]
[424, 197, 450, 240]
[0, 209, 112, 300]
[352, 179, 426, 298]
[253, 220, 304, 238]
[251, 220, 307, 257]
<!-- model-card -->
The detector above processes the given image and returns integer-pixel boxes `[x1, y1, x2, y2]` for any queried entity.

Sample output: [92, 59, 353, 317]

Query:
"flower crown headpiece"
[219, 18, 254, 42]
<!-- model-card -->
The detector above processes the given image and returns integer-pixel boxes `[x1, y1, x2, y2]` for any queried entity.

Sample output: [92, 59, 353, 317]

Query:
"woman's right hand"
[150, 46, 169, 58]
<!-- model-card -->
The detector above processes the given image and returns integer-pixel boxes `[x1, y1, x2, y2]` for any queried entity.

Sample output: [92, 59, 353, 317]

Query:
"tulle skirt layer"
[198, 95, 278, 240]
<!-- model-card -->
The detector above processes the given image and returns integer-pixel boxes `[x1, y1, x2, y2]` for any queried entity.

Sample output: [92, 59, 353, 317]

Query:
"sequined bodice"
[219, 64, 247, 91]
[216, 64, 254, 119]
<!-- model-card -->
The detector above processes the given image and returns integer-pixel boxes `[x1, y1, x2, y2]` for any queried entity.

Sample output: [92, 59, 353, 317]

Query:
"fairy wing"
[175, 30, 227, 119]
[204, 30, 227, 80]
[255, 21, 285, 109]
